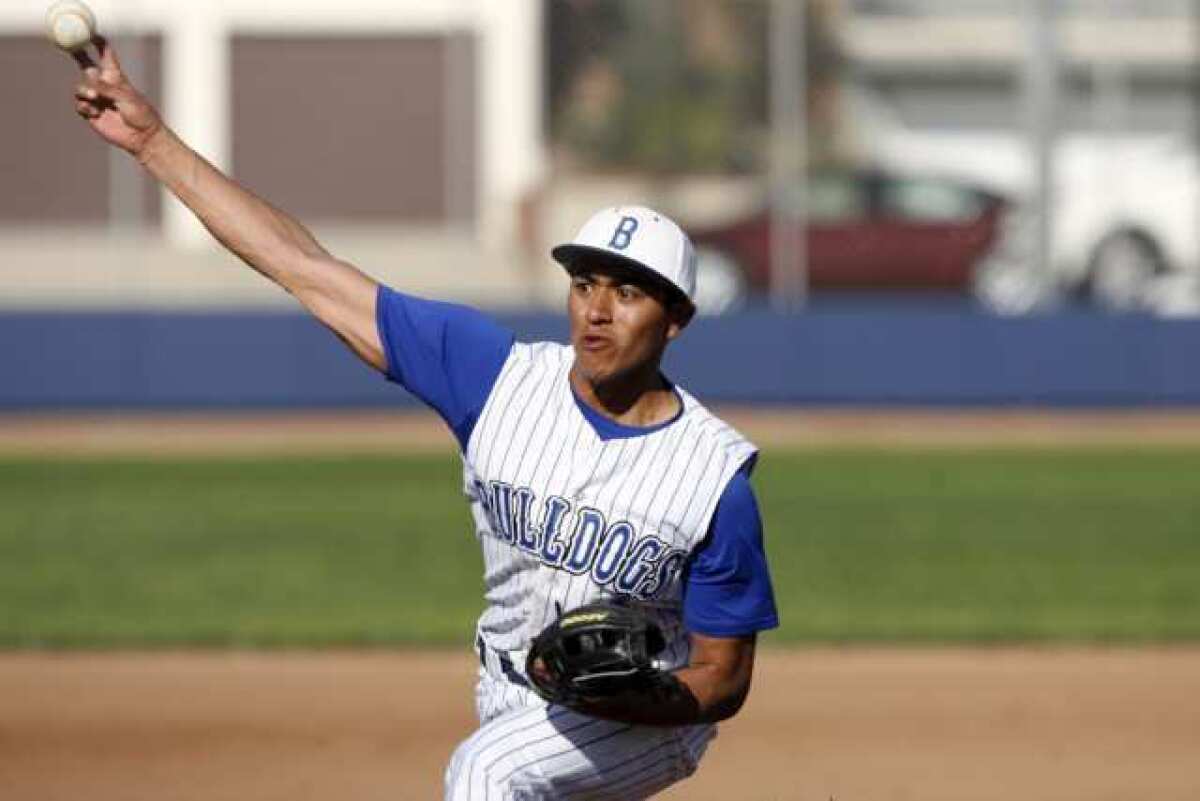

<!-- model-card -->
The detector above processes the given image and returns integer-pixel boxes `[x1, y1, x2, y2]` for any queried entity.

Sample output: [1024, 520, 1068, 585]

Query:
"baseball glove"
[525, 602, 667, 706]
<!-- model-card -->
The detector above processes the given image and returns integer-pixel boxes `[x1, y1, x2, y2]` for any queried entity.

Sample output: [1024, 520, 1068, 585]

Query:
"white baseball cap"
[551, 206, 697, 313]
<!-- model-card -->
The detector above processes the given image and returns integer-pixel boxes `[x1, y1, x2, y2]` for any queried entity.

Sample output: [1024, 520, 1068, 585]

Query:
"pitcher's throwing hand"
[71, 37, 163, 158]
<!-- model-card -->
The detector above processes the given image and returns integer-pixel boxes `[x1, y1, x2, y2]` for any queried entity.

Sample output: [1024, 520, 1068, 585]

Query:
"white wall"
[2, 0, 545, 250]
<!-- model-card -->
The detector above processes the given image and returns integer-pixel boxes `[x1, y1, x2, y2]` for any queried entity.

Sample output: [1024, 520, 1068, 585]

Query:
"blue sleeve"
[682, 468, 780, 637]
[375, 285, 514, 449]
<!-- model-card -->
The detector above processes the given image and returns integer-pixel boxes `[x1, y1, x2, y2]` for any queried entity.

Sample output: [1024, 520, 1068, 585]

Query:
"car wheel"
[971, 254, 1061, 315]
[1085, 231, 1166, 311]
[692, 247, 748, 316]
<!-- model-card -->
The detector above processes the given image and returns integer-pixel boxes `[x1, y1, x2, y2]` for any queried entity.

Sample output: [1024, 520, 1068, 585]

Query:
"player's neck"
[569, 365, 679, 428]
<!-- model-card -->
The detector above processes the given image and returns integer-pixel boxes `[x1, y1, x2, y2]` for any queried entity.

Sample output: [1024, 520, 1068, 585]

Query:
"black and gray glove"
[525, 602, 667, 706]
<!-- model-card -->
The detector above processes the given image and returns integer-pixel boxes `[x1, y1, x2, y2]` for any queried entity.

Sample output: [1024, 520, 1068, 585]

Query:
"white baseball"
[45, 0, 98, 52]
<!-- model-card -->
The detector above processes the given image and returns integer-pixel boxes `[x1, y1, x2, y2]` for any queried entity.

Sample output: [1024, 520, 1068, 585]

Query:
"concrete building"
[0, 0, 545, 308]
[842, 0, 1196, 152]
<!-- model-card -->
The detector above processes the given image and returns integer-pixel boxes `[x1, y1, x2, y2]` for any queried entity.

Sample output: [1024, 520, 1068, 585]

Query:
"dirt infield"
[2, 648, 1198, 801]
[5, 407, 1200, 456]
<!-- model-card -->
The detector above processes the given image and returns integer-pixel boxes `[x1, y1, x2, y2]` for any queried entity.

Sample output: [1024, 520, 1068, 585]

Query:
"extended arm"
[70, 37, 383, 370]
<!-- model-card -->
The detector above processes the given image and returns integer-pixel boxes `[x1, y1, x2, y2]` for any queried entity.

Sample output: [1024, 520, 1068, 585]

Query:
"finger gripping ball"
[46, 0, 97, 52]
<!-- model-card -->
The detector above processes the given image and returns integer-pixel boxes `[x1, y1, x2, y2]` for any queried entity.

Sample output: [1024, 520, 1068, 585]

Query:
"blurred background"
[3, 7, 1200, 798]
[2, 0, 1199, 408]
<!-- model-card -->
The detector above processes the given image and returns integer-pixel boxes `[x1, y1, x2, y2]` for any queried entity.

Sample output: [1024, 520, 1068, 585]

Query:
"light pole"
[1023, 0, 1059, 284]
[768, 0, 807, 311]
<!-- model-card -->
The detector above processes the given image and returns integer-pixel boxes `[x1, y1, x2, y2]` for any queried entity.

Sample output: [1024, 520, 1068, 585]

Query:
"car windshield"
[783, 173, 869, 222]
[879, 178, 985, 222]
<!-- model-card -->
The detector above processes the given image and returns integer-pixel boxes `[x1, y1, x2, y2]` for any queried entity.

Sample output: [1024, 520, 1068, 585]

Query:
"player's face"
[567, 265, 683, 387]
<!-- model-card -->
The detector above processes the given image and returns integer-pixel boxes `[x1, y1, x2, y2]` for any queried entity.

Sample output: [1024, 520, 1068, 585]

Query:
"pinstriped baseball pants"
[444, 668, 714, 800]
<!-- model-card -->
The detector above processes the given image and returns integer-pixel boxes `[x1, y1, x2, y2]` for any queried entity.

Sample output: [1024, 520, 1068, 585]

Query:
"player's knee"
[444, 737, 525, 801]
[443, 739, 477, 800]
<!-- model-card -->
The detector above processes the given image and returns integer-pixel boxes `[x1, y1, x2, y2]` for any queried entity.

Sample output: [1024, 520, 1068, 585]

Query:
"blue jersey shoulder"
[682, 467, 779, 637]
[375, 285, 514, 449]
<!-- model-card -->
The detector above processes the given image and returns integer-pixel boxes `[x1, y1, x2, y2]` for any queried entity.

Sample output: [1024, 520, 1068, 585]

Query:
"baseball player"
[67, 38, 777, 799]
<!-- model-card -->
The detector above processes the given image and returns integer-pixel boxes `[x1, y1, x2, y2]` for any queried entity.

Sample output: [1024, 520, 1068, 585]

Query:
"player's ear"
[665, 300, 693, 341]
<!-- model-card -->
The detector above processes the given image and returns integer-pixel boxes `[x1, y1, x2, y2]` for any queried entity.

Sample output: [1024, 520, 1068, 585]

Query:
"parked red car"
[688, 168, 1009, 310]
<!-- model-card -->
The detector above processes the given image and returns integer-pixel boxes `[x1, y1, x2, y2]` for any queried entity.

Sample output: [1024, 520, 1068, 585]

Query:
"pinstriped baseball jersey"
[464, 340, 758, 671]
[375, 282, 776, 800]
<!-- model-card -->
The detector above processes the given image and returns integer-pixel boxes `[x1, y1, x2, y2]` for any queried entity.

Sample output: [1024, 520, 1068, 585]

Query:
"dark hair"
[566, 255, 695, 327]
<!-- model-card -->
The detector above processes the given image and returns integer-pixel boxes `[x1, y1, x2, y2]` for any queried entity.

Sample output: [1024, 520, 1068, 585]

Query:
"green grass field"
[2, 449, 1198, 647]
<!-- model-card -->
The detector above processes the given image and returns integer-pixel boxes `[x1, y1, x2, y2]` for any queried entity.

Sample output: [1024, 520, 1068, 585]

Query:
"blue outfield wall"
[1, 304, 1199, 409]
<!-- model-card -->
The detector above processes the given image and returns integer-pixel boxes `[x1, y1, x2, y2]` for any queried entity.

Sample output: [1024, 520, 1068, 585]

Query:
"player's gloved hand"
[525, 602, 668, 708]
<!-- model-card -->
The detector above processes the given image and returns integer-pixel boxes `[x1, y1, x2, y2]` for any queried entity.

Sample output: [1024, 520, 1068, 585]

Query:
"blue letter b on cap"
[608, 216, 639, 250]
